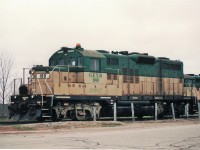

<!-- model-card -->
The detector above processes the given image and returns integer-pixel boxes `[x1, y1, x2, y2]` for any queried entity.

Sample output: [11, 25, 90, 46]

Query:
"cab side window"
[90, 58, 100, 71]
[50, 60, 55, 66]
[78, 57, 83, 66]
[69, 57, 76, 66]
[58, 59, 64, 65]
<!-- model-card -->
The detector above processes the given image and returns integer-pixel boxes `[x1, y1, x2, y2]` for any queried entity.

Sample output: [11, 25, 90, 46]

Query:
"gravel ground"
[0, 118, 200, 134]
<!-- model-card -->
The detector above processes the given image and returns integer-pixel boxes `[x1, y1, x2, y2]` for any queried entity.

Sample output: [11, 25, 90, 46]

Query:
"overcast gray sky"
[0, 0, 200, 75]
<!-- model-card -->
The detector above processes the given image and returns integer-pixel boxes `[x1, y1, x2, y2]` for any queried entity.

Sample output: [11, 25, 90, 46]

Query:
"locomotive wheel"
[69, 110, 92, 121]
[84, 110, 92, 121]
[69, 110, 77, 121]
[52, 109, 61, 122]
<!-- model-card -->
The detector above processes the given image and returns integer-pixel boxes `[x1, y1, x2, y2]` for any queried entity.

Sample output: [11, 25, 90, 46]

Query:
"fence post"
[131, 102, 135, 121]
[0, 104, 9, 117]
[0, 105, 2, 117]
[185, 103, 189, 118]
[171, 103, 175, 120]
[155, 102, 158, 121]
[114, 102, 117, 121]
[198, 102, 200, 119]
[93, 106, 96, 121]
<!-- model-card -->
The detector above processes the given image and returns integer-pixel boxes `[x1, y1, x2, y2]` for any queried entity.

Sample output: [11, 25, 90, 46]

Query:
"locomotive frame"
[8, 44, 200, 121]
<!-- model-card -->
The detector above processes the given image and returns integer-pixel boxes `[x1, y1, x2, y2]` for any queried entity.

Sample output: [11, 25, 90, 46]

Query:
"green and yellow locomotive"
[8, 44, 200, 121]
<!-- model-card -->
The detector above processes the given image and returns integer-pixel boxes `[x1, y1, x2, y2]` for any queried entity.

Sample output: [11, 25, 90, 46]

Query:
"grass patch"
[0, 117, 9, 122]
[101, 122, 122, 127]
[13, 125, 37, 131]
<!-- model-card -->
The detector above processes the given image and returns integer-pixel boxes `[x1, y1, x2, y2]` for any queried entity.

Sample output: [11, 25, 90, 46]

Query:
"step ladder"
[40, 95, 54, 120]
[41, 108, 52, 118]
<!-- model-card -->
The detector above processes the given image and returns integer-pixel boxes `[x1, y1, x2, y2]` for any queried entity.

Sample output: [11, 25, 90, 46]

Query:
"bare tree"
[0, 53, 14, 105]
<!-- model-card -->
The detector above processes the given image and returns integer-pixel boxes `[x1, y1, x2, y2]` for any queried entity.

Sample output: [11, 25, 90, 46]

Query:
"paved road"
[1, 124, 200, 149]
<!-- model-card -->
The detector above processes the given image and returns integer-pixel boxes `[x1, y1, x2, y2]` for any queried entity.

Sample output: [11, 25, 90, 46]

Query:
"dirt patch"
[0, 118, 200, 134]
[0, 126, 17, 132]
[0, 121, 124, 133]
[28, 121, 123, 131]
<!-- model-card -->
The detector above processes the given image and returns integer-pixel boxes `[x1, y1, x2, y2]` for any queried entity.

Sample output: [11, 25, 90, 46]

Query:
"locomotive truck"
[8, 44, 200, 121]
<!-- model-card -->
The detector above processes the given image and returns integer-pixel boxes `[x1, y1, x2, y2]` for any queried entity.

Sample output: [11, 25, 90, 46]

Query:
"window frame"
[69, 57, 76, 66]
[90, 58, 100, 72]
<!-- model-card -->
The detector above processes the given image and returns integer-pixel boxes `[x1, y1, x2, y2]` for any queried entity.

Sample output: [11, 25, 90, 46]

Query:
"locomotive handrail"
[22, 68, 31, 84]
[45, 65, 69, 95]
[37, 78, 44, 106]
[44, 65, 85, 95]
[192, 84, 198, 102]
[13, 78, 22, 95]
